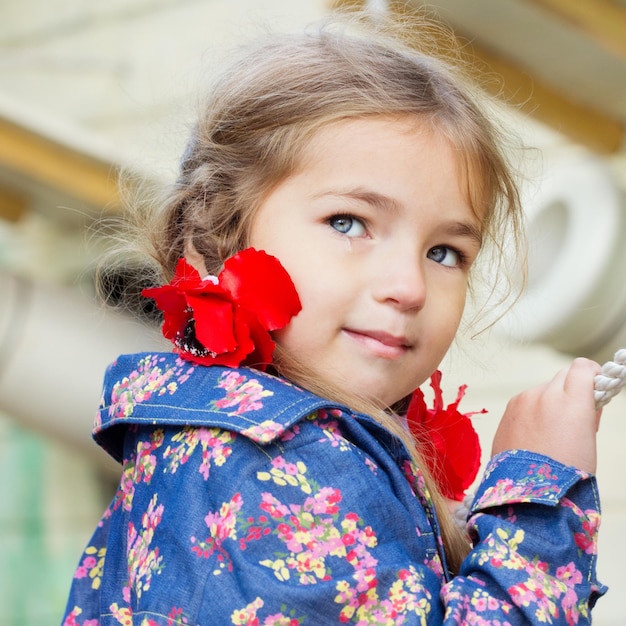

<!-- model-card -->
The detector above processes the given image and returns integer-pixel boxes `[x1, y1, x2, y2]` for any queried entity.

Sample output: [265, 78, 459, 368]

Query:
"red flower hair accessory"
[406, 371, 485, 501]
[142, 248, 302, 370]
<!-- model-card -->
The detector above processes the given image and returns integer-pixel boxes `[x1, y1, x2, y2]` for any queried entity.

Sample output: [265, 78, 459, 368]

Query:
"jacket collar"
[94, 352, 349, 462]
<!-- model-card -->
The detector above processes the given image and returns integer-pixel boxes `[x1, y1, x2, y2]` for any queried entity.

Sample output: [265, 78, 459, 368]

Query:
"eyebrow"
[442, 221, 483, 249]
[314, 187, 483, 248]
[314, 188, 400, 214]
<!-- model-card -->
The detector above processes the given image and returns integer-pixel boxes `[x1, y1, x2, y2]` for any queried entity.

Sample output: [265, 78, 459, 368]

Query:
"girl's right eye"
[328, 215, 366, 237]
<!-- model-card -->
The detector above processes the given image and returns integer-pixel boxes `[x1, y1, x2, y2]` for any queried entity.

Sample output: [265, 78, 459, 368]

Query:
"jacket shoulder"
[94, 352, 347, 461]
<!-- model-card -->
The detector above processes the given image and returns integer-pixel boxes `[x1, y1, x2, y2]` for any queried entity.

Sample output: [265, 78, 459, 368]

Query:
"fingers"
[566, 358, 604, 432]
[492, 358, 601, 474]
[562, 357, 601, 397]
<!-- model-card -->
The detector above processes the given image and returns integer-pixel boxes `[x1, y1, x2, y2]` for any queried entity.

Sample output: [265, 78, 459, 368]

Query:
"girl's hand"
[492, 358, 602, 474]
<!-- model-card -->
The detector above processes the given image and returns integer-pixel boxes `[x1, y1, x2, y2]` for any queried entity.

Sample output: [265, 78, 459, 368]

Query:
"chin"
[355, 385, 408, 411]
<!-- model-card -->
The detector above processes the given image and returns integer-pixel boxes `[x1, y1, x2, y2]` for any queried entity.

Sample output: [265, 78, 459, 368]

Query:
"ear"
[183, 241, 209, 278]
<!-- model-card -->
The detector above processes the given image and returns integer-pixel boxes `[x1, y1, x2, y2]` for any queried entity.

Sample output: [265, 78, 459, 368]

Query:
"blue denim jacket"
[62, 352, 605, 625]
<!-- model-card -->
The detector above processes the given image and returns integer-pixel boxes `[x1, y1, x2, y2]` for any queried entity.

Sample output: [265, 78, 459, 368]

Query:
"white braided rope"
[454, 349, 626, 528]
[594, 349, 626, 409]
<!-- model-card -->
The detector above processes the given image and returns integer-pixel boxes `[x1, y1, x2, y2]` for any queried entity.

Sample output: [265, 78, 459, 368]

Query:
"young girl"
[62, 15, 605, 625]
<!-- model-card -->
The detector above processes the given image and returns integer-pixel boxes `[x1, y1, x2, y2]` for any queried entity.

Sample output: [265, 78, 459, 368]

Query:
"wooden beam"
[0, 116, 121, 212]
[390, 0, 625, 153]
[466, 40, 625, 153]
[326, 0, 625, 153]
[523, 0, 626, 60]
[0, 185, 28, 222]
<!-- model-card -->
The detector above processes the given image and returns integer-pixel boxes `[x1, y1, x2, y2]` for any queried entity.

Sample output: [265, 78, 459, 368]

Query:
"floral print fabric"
[62, 352, 605, 625]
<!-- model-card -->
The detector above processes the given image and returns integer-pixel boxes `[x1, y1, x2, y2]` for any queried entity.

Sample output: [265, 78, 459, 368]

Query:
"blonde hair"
[129, 14, 525, 573]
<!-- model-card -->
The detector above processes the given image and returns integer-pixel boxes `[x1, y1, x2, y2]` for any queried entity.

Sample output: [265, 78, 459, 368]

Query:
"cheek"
[270, 310, 327, 376]
[271, 291, 335, 366]
[449, 290, 468, 326]
[271, 306, 314, 353]
[431, 286, 467, 342]
[280, 261, 332, 314]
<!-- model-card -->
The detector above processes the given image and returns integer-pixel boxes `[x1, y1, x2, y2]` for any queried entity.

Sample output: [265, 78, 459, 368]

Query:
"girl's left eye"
[427, 245, 462, 268]
[328, 215, 367, 237]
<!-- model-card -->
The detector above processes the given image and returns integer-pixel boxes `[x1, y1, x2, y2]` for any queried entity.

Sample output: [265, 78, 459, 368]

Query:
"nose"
[371, 248, 426, 311]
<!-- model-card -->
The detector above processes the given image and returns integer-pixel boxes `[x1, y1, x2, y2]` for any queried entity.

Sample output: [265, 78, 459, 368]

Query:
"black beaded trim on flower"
[175, 318, 217, 358]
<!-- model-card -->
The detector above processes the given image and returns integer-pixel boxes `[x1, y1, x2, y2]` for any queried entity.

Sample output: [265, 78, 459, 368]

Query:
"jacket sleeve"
[442, 449, 607, 624]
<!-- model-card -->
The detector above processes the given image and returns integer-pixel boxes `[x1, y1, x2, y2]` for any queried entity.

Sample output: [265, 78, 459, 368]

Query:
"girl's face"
[249, 116, 483, 407]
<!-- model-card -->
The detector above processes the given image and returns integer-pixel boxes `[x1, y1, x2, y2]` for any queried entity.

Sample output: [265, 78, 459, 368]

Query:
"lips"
[343, 328, 412, 359]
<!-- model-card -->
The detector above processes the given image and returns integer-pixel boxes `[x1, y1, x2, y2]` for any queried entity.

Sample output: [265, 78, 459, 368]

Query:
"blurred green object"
[0, 413, 111, 626]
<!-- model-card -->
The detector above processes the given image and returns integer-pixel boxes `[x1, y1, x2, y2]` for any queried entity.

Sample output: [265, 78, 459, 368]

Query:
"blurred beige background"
[0, 1, 625, 624]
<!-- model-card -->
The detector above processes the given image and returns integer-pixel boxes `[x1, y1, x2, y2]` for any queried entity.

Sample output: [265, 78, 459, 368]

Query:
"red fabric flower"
[406, 371, 485, 501]
[142, 248, 302, 370]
